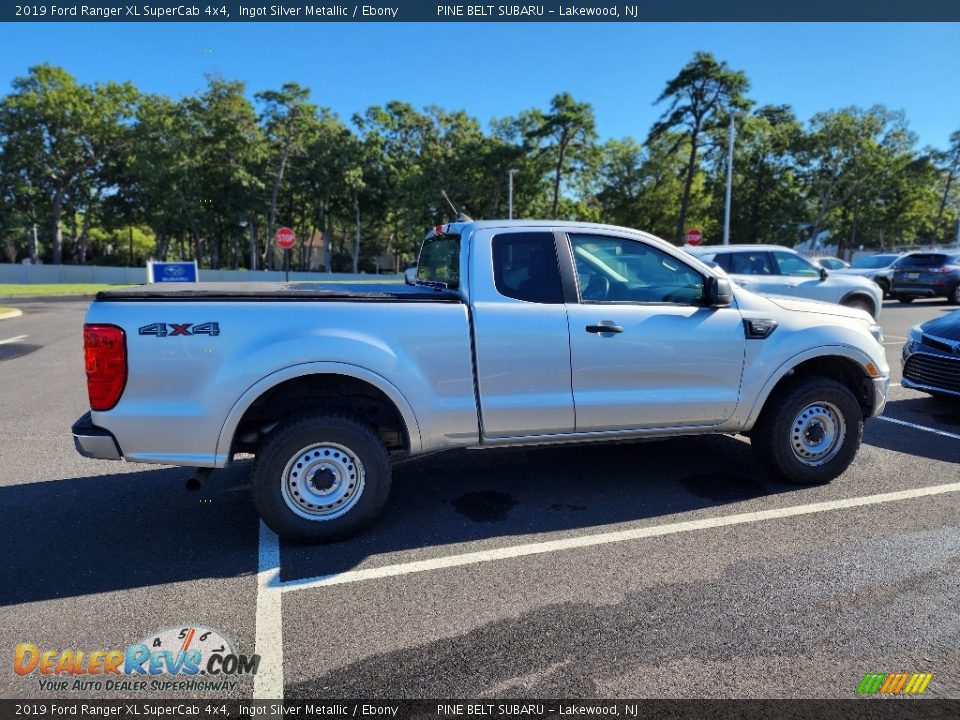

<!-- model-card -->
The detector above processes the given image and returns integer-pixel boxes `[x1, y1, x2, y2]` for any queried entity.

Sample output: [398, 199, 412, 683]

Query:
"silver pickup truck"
[74, 221, 889, 541]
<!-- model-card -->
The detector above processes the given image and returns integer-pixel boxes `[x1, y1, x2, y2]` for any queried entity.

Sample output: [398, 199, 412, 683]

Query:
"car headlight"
[905, 325, 921, 353]
[868, 324, 884, 344]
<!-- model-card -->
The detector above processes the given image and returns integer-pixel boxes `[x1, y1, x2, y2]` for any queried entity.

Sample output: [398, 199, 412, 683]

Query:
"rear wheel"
[949, 283, 960, 306]
[751, 375, 863, 485]
[250, 412, 392, 542]
[875, 279, 890, 299]
[895, 295, 914, 304]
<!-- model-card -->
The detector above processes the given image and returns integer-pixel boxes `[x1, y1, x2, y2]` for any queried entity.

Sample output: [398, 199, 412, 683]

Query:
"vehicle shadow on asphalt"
[0, 464, 259, 607]
[865, 396, 960, 463]
[280, 434, 801, 582]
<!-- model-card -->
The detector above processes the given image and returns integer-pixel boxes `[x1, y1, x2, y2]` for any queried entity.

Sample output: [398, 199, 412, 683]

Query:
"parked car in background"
[902, 309, 960, 398]
[834, 253, 903, 298]
[811, 256, 849, 271]
[687, 244, 883, 319]
[892, 251, 960, 304]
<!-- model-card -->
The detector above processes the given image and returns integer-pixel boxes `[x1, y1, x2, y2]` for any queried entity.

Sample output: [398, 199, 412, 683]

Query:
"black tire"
[751, 375, 863, 485]
[949, 283, 960, 306]
[250, 412, 391, 542]
[875, 279, 890, 299]
[895, 295, 914, 304]
[841, 296, 875, 318]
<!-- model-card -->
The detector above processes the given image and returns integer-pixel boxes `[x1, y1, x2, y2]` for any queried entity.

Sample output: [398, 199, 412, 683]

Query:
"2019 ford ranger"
[73, 221, 890, 541]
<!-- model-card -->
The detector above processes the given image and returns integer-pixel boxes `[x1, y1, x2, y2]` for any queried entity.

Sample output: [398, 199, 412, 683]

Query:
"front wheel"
[841, 296, 875, 318]
[895, 295, 914, 304]
[751, 375, 863, 485]
[250, 412, 392, 542]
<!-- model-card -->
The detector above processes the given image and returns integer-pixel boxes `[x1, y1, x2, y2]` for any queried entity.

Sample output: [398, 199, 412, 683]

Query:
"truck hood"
[766, 296, 873, 322]
[833, 267, 880, 277]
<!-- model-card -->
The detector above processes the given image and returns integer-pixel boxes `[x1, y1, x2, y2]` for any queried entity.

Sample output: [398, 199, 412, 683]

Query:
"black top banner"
[4, 0, 960, 22]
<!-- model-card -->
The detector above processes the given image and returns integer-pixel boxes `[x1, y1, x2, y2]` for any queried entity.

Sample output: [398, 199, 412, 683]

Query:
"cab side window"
[723, 251, 775, 275]
[491, 232, 563, 304]
[570, 234, 705, 305]
[773, 251, 820, 277]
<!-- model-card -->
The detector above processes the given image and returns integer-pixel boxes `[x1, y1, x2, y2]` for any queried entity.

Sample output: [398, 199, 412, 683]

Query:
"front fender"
[741, 344, 884, 430]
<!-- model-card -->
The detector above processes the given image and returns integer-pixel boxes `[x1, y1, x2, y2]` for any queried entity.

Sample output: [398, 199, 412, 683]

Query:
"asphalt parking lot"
[0, 296, 958, 701]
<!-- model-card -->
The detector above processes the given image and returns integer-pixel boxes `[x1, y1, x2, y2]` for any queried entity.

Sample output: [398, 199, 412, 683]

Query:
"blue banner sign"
[147, 261, 199, 283]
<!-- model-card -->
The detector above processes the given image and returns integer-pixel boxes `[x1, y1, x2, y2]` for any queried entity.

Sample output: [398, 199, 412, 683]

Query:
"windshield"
[851, 255, 899, 269]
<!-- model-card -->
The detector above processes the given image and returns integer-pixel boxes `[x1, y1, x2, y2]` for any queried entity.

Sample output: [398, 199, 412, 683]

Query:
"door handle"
[586, 322, 623, 334]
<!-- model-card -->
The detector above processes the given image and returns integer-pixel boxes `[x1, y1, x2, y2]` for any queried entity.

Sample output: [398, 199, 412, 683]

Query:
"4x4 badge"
[138, 322, 220, 337]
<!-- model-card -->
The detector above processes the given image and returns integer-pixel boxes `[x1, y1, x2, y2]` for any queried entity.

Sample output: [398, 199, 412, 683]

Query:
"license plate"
[907, 272, 920, 279]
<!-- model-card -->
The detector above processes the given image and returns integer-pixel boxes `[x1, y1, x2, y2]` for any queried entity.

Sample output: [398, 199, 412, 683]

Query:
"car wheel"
[949, 283, 960, 306]
[895, 295, 913, 304]
[751, 375, 863, 485]
[875, 279, 890, 298]
[841, 296, 874, 317]
[250, 412, 392, 542]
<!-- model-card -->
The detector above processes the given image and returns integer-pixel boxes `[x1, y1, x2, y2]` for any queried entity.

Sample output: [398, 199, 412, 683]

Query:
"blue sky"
[1, 22, 958, 150]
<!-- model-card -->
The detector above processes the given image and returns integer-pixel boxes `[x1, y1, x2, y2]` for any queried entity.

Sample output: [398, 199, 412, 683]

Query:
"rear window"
[417, 234, 460, 289]
[851, 255, 898, 269]
[492, 232, 563, 304]
[898, 254, 949, 268]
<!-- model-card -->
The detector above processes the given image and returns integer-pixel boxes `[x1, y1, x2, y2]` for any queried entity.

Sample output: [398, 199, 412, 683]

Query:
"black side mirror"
[819, 267, 829, 281]
[708, 276, 733, 307]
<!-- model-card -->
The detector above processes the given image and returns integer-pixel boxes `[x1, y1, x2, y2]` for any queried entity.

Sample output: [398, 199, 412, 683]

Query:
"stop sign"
[275, 227, 296, 249]
[685, 229, 703, 246]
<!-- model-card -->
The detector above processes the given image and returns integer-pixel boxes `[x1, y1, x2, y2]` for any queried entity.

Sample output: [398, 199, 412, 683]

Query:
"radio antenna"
[441, 190, 472, 222]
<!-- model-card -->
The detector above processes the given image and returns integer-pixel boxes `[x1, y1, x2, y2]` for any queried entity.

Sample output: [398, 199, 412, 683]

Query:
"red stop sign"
[275, 227, 296, 249]
[685, 229, 703, 246]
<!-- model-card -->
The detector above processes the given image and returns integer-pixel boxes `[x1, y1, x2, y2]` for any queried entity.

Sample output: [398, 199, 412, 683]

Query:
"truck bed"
[96, 281, 461, 303]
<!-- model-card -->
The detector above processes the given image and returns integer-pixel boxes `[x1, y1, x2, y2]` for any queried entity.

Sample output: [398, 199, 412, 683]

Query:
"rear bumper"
[72, 412, 123, 461]
[892, 284, 945, 298]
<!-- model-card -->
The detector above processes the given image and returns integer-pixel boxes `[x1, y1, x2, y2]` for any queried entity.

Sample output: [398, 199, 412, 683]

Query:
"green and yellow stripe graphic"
[857, 672, 933, 695]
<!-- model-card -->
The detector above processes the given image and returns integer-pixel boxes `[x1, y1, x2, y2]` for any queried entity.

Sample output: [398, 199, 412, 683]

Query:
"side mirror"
[819, 267, 829, 281]
[404, 266, 417, 286]
[708, 276, 733, 307]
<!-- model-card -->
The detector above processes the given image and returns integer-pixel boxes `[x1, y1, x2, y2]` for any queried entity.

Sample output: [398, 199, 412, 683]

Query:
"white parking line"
[877, 415, 960, 440]
[279, 481, 960, 593]
[0, 335, 27, 345]
[253, 522, 284, 700]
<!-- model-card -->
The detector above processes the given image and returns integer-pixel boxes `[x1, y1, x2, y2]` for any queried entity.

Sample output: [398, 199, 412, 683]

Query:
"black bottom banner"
[1, 700, 958, 720]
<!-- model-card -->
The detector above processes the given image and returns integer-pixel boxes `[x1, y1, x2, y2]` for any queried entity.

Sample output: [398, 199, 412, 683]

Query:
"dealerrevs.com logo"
[14, 626, 260, 693]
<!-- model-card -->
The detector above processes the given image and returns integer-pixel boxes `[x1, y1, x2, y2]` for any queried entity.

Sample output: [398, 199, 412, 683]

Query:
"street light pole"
[507, 169, 518, 219]
[722, 113, 740, 246]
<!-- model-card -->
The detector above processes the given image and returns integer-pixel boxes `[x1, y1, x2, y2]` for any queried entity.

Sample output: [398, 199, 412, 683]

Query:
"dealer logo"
[14, 625, 260, 693]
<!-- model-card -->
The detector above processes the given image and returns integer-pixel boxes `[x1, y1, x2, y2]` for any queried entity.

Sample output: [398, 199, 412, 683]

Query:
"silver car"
[833, 253, 903, 298]
[688, 244, 883, 319]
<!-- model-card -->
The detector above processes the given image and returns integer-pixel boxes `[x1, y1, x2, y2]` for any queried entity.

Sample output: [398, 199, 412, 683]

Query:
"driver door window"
[570, 234, 705, 305]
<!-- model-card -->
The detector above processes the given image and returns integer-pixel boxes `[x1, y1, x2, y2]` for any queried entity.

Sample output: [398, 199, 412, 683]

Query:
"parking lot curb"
[0, 307, 23, 320]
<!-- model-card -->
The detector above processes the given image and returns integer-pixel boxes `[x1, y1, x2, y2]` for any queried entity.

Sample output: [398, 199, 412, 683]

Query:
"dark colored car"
[892, 251, 960, 304]
[902, 310, 960, 399]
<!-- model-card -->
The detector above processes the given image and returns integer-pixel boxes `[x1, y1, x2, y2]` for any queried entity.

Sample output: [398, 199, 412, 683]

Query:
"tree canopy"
[0, 56, 956, 270]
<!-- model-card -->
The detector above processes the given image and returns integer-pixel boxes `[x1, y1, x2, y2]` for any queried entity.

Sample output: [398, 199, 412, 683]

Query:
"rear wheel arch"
[217, 364, 421, 463]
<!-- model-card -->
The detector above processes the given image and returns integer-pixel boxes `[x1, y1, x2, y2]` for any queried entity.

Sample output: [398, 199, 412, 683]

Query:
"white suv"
[688, 244, 882, 319]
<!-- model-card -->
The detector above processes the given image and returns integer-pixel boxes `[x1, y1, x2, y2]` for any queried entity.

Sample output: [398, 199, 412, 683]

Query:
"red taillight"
[83, 324, 127, 411]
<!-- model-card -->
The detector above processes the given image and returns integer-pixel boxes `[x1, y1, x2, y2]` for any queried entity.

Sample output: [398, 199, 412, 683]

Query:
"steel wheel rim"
[789, 401, 846, 467]
[280, 442, 365, 520]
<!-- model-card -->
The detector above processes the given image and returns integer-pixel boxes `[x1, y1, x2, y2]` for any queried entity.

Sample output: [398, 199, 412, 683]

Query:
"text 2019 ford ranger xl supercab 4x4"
[74, 221, 889, 541]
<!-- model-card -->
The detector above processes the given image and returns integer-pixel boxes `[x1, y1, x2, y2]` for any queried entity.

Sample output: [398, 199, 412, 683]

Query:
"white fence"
[0, 263, 401, 285]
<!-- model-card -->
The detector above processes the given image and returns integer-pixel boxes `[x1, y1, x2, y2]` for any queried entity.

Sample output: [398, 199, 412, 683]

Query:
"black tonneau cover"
[96, 281, 461, 303]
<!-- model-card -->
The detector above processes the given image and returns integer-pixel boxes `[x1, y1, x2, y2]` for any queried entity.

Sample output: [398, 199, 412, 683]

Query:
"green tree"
[649, 52, 750, 244]
[0, 64, 137, 263]
[528, 92, 598, 217]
